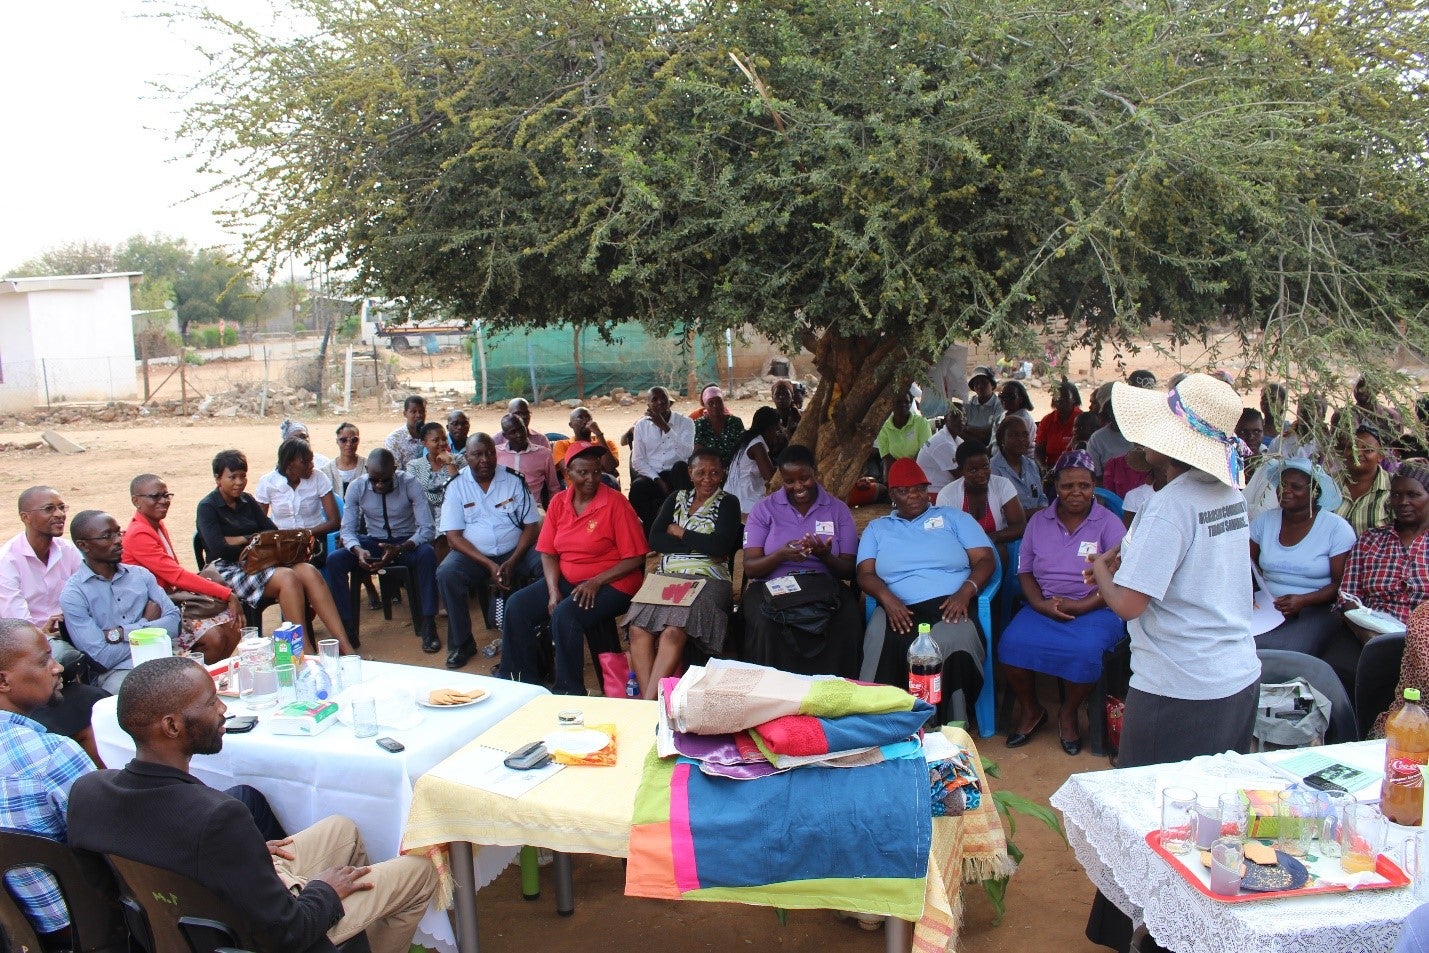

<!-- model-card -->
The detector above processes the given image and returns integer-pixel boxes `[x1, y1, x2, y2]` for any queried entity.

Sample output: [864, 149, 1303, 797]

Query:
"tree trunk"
[790, 330, 907, 499]
[573, 324, 585, 399]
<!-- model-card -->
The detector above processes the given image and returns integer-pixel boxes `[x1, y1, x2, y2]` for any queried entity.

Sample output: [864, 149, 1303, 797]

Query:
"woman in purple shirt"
[740, 445, 862, 677]
[998, 450, 1127, 754]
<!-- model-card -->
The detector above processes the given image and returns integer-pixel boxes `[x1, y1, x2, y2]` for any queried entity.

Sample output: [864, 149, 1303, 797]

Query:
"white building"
[0, 272, 141, 411]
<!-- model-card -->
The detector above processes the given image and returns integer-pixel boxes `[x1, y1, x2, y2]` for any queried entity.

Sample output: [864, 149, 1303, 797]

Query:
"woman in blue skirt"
[999, 450, 1127, 754]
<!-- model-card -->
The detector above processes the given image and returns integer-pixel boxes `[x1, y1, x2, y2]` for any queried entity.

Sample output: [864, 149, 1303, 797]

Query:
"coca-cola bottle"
[908, 622, 942, 727]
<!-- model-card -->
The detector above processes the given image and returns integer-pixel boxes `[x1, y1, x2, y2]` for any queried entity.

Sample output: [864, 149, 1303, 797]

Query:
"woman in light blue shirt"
[1250, 459, 1357, 670]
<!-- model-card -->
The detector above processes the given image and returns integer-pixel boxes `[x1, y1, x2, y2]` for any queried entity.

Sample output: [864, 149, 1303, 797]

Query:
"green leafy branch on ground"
[980, 756, 1066, 925]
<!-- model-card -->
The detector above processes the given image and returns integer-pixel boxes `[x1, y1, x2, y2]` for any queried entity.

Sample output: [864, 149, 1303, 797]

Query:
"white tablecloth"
[1050, 741, 1418, 953]
[92, 660, 547, 952]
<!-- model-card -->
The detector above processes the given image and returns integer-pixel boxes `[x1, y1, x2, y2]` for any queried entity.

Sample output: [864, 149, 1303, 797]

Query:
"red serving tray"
[1145, 830, 1410, 902]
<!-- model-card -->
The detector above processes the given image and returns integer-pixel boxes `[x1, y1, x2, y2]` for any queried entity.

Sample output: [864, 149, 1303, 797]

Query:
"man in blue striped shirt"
[0, 617, 95, 939]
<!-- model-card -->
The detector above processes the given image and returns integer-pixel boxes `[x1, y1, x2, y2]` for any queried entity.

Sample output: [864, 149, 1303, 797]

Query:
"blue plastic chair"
[863, 551, 999, 738]
[975, 550, 1000, 737]
[1093, 487, 1124, 518]
[998, 538, 1022, 625]
[326, 494, 345, 557]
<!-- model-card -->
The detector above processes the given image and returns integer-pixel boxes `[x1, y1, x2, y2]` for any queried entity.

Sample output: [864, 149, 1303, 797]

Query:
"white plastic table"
[91, 659, 548, 953]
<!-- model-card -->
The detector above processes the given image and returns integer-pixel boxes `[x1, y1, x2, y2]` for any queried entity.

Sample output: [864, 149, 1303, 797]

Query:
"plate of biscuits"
[418, 686, 490, 709]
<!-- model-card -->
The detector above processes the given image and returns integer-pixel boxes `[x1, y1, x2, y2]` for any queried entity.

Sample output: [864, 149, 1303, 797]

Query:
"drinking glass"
[275, 663, 297, 705]
[183, 651, 207, 666]
[240, 626, 260, 642]
[1403, 828, 1429, 904]
[1314, 789, 1353, 859]
[1208, 837, 1244, 896]
[1217, 793, 1249, 843]
[351, 694, 379, 739]
[1340, 803, 1386, 874]
[317, 638, 340, 678]
[1160, 786, 1198, 854]
[338, 656, 363, 693]
[245, 661, 279, 711]
[1277, 788, 1316, 857]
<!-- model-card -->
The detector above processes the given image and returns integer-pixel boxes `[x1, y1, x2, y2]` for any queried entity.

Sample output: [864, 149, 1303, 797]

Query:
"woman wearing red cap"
[856, 458, 997, 727]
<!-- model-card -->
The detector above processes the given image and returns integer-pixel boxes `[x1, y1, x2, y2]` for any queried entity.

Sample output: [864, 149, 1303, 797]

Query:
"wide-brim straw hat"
[1112, 374, 1249, 486]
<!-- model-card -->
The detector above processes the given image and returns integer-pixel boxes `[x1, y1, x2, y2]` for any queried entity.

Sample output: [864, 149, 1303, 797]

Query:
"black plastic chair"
[347, 564, 422, 648]
[0, 830, 128, 953]
[1257, 648, 1358, 745]
[1355, 632, 1407, 739]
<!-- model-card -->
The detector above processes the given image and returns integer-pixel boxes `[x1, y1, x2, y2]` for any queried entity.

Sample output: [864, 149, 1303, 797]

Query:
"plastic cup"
[1277, 788, 1315, 857]
[318, 638, 340, 676]
[351, 694, 379, 738]
[1208, 837, 1244, 896]
[338, 656, 363, 693]
[1194, 796, 1222, 850]
[243, 661, 279, 711]
[275, 663, 298, 705]
[1160, 786, 1197, 854]
[1340, 802, 1386, 874]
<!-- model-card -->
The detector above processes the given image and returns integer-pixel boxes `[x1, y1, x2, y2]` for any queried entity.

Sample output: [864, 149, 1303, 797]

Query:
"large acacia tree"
[178, 0, 1429, 492]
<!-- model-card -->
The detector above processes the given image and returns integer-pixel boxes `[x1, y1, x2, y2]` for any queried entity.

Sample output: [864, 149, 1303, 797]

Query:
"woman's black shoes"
[1005, 709, 1047, 748]
[1060, 736, 1083, 756]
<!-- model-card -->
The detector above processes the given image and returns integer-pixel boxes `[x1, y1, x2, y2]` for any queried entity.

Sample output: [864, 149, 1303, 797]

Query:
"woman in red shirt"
[1035, 381, 1083, 467]
[500, 443, 647, 694]
[122, 473, 242, 662]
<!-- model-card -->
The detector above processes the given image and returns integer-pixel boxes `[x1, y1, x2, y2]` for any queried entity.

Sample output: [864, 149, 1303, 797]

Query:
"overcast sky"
[2, 1, 243, 271]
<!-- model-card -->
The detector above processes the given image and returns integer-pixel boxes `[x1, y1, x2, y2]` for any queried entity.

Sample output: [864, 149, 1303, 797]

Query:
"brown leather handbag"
[238, 529, 314, 574]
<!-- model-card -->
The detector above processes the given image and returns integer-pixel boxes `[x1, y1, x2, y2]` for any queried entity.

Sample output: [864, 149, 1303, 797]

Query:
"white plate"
[416, 690, 490, 710]
[545, 728, 611, 756]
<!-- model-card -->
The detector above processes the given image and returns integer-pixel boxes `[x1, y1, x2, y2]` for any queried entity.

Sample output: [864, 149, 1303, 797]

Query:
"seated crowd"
[3, 368, 1428, 949]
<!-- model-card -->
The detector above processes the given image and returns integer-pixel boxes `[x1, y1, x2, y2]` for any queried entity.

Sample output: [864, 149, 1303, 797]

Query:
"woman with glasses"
[321, 422, 381, 607]
[121, 474, 242, 662]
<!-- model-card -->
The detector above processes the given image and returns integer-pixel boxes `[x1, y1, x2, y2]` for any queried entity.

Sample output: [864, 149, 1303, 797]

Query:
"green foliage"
[174, 0, 1429, 473]
[338, 314, 361, 340]
[978, 756, 1065, 925]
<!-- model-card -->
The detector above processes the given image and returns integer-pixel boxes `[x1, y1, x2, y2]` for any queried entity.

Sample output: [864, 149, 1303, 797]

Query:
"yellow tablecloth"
[402, 696, 1013, 952]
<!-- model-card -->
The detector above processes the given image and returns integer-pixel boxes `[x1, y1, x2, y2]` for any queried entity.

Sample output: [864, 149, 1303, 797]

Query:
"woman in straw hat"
[1085, 373, 1260, 764]
[1082, 374, 1260, 951]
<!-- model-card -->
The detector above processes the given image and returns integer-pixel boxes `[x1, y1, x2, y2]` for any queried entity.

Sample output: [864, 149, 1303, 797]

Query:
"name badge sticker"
[766, 576, 802, 596]
[923, 515, 945, 530]
[814, 520, 835, 536]
[1078, 541, 1099, 558]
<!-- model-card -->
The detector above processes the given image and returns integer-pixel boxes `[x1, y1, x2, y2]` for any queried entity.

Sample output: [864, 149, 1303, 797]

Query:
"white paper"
[765, 576, 802, 596]
[424, 744, 563, 798]
[922, 732, 961, 763]
[1249, 565, 1287, 636]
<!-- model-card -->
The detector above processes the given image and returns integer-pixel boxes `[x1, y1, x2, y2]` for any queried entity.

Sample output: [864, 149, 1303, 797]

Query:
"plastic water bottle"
[908, 622, 942, 721]
[294, 658, 335, 705]
[625, 670, 639, 698]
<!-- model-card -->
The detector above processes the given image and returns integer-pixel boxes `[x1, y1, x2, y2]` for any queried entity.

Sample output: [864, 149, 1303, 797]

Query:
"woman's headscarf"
[1052, 449, 1096, 476]
[1398, 460, 1429, 497]
[280, 418, 311, 442]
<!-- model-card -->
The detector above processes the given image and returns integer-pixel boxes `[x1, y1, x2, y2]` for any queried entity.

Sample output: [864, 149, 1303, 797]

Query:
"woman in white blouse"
[253, 437, 341, 561]
[934, 439, 1027, 546]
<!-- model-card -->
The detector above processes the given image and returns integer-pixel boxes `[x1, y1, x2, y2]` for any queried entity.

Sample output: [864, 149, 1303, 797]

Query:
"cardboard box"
[269, 700, 339, 736]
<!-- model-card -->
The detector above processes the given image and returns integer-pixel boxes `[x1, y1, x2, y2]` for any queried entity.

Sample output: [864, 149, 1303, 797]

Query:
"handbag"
[599, 651, 633, 698]
[170, 590, 229, 620]
[758, 572, 842, 637]
[238, 529, 314, 574]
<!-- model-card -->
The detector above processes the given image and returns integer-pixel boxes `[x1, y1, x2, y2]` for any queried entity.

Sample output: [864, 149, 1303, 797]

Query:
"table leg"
[449, 841, 481, 953]
[554, 851, 575, 916]
[884, 917, 911, 953]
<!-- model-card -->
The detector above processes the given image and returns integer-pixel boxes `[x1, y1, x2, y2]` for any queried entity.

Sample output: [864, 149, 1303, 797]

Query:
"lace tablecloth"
[1050, 742, 1416, 953]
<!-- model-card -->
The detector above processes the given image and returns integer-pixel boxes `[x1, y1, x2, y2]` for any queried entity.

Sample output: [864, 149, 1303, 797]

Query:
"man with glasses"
[324, 449, 440, 650]
[59, 511, 179, 693]
[0, 488, 108, 763]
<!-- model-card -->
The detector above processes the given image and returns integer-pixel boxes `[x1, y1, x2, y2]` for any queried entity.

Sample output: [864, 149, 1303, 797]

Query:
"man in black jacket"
[66, 658, 435, 953]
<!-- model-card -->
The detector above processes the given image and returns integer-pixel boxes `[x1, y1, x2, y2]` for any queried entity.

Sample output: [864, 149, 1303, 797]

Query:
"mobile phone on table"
[376, 737, 405, 753]
[225, 715, 258, 733]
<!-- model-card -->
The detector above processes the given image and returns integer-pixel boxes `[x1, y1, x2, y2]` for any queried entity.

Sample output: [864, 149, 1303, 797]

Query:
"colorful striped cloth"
[625, 745, 933, 919]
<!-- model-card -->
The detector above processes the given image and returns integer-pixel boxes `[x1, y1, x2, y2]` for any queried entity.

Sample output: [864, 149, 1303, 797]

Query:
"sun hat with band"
[887, 458, 931, 489]
[1111, 373, 1251, 487]
[1261, 458, 1343, 511]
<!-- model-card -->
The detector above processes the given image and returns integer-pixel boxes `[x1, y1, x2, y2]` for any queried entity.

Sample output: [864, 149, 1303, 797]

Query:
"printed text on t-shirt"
[1198, 500, 1248, 538]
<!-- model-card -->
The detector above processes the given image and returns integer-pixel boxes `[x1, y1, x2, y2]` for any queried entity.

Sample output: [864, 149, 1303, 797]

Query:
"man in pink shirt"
[0, 486, 105, 764]
[0, 487, 81, 633]
[496, 414, 560, 506]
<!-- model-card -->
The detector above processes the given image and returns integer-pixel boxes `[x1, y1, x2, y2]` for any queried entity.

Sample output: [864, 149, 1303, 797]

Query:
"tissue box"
[1241, 789, 1282, 839]
[269, 701, 339, 736]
